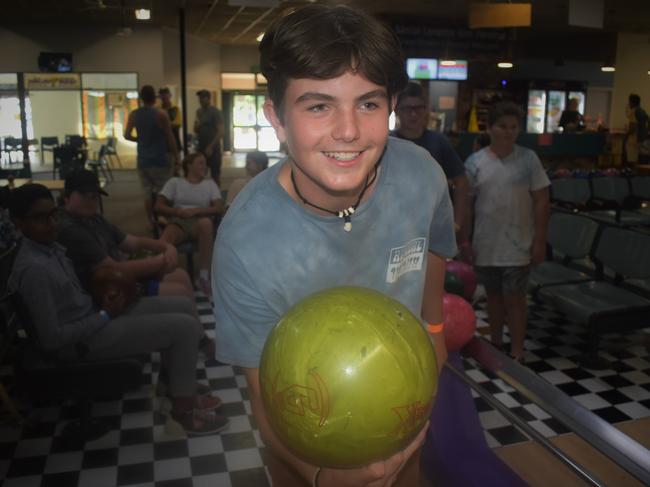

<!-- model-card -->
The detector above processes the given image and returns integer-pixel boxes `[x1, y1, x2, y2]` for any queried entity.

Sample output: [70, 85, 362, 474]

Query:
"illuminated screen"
[406, 58, 438, 80]
[438, 60, 468, 80]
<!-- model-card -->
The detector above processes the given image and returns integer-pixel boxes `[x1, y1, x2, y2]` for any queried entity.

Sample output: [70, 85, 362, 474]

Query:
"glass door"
[232, 93, 280, 152]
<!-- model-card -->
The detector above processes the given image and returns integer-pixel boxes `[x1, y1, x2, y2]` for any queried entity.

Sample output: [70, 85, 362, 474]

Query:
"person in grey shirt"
[194, 90, 224, 185]
[8, 184, 227, 436]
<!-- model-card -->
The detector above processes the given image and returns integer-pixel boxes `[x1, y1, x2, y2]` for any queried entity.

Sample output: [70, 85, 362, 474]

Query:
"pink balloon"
[442, 293, 477, 352]
[446, 260, 477, 301]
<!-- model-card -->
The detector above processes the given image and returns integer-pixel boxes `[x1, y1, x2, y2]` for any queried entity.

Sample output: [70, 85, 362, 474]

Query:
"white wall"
[29, 91, 82, 145]
[0, 26, 165, 88]
[611, 33, 650, 130]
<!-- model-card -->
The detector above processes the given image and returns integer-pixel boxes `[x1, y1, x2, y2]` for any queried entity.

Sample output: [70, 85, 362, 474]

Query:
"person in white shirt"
[462, 101, 550, 362]
[155, 152, 225, 294]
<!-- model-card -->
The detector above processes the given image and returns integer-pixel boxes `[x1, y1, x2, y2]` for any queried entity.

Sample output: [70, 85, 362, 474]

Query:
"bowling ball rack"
[443, 337, 650, 486]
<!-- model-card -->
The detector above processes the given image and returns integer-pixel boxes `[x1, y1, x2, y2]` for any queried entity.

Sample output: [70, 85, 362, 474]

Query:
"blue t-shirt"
[392, 129, 465, 180]
[212, 137, 457, 368]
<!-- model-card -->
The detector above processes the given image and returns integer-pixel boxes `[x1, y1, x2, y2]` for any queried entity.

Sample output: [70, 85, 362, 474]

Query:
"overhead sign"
[469, 3, 532, 29]
[24, 73, 80, 90]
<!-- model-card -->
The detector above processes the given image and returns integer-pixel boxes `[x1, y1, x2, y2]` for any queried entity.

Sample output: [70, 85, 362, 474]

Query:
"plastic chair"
[86, 145, 114, 182]
[529, 213, 599, 294]
[65, 135, 86, 150]
[53, 145, 86, 179]
[40, 136, 59, 164]
[1, 137, 23, 166]
[105, 137, 122, 168]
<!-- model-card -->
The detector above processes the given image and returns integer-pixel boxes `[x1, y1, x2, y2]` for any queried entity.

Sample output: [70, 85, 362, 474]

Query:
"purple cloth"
[422, 352, 529, 486]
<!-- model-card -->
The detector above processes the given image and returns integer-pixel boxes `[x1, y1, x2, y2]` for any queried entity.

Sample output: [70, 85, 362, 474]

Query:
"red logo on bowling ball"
[391, 399, 432, 436]
[270, 369, 331, 427]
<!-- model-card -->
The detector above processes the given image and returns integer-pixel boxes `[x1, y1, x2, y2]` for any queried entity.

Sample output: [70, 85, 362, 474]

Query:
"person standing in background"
[194, 90, 224, 185]
[558, 98, 585, 133]
[159, 87, 182, 154]
[124, 85, 179, 228]
[393, 81, 470, 239]
[462, 101, 550, 363]
[626, 94, 649, 164]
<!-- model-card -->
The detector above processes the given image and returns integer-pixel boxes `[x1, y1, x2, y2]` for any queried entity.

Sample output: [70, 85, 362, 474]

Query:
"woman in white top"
[155, 152, 224, 294]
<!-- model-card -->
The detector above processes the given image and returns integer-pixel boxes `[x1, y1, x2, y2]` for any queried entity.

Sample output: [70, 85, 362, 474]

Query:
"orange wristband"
[427, 322, 444, 334]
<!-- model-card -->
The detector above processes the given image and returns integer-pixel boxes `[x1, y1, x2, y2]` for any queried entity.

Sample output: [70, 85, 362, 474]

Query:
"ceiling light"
[601, 65, 615, 72]
[256, 32, 264, 42]
[497, 61, 514, 69]
[135, 8, 151, 20]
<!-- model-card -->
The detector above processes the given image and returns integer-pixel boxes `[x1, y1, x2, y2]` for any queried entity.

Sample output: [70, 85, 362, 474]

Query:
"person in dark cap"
[124, 85, 179, 228]
[8, 183, 228, 436]
[159, 87, 182, 152]
[194, 89, 224, 185]
[57, 169, 216, 355]
[58, 170, 191, 299]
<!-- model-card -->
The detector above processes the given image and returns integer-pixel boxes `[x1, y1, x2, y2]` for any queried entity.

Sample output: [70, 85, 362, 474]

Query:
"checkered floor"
[1, 291, 649, 486]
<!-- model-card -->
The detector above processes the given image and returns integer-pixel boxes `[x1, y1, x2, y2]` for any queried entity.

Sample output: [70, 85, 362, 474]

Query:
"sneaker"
[194, 394, 222, 412]
[195, 276, 211, 296]
[156, 380, 213, 399]
[171, 408, 229, 436]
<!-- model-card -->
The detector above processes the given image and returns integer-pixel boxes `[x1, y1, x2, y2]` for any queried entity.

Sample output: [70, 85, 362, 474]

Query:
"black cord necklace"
[290, 161, 380, 232]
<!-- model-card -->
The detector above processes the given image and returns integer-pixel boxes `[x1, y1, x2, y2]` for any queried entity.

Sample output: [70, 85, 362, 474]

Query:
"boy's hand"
[176, 208, 194, 219]
[459, 242, 474, 265]
[316, 421, 428, 487]
[530, 240, 546, 265]
[102, 289, 126, 318]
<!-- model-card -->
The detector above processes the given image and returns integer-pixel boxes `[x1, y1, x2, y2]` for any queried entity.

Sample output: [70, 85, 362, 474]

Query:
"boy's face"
[65, 190, 100, 218]
[264, 71, 392, 197]
[488, 115, 520, 148]
[395, 95, 427, 135]
[15, 198, 59, 244]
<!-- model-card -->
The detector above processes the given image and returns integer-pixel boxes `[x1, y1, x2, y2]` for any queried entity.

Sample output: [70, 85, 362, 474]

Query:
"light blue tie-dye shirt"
[465, 145, 550, 266]
[212, 137, 456, 368]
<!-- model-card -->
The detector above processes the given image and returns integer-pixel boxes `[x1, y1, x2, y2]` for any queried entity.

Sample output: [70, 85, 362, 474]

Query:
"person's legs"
[190, 217, 214, 294]
[486, 291, 507, 348]
[160, 223, 186, 246]
[160, 268, 194, 301]
[501, 266, 530, 361]
[138, 169, 155, 229]
[475, 267, 506, 348]
[83, 297, 227, 434]
[503, 293, 527, 361]
[207, 150, 221, 186]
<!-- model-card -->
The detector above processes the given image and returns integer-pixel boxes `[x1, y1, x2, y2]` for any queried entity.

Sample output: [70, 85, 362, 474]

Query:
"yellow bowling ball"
[260, 286, 438, 468]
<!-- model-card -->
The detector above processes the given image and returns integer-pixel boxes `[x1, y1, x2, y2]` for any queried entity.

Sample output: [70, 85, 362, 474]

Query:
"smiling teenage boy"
[212, 5, 456, 487]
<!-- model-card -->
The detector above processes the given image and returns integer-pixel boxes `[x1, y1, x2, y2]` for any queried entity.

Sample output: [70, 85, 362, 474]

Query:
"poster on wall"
[24, 73, 80, 90]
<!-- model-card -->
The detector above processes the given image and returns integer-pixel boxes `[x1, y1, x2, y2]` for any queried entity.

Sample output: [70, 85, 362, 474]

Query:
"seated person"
[154, 152, 225, 294]
[225, 150, 269, 207]
[559, 98, 585, 132]
[7, 183, 228, 435]
[56, 170, 215, 354]
[57, 169, 193, 297]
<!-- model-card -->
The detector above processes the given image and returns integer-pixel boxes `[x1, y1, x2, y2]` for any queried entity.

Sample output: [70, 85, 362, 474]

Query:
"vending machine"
[525, 83, 586, 133]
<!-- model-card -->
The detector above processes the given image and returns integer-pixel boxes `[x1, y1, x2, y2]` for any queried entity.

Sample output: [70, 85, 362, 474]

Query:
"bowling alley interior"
[1, 1, 650, 486]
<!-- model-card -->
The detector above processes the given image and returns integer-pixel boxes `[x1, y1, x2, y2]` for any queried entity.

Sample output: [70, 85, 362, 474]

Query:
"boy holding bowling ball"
[212, 4, 457, 486]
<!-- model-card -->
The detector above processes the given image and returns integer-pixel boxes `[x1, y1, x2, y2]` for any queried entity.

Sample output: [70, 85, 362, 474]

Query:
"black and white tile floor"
[1, 292, 649, 486]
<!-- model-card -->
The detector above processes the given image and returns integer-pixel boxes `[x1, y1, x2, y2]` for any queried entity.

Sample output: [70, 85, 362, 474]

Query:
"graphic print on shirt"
[386, 237, 427, 283]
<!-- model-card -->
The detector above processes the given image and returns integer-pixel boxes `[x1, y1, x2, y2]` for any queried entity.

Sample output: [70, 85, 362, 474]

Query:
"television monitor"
[38, 52, 73, 73]
[438, 60, 468, 80]
[406, 58, 438, 80]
